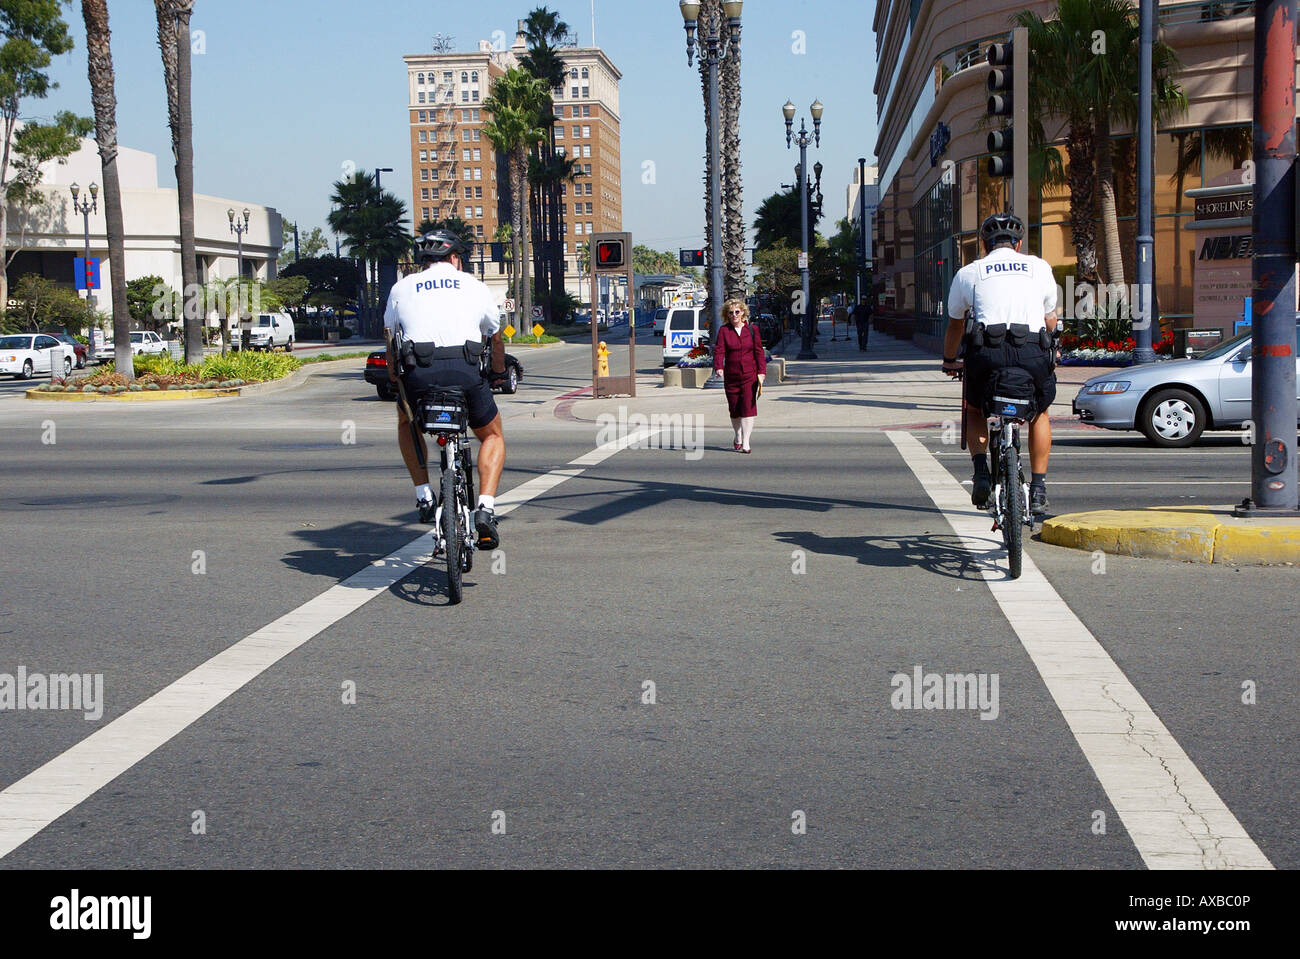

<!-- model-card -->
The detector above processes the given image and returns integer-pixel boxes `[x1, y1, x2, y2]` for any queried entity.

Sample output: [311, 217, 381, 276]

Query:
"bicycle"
[414, 387, 477, 604]
[959, 370, 1034, 580]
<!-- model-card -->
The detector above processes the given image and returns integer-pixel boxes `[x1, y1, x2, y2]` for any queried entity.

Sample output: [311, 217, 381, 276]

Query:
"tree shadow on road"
[773, 530, 1007, 581]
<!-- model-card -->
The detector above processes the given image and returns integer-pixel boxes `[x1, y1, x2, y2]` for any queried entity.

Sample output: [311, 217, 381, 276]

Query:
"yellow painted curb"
[26, 388, 240, 402]
[1041, 507, 1300, 565]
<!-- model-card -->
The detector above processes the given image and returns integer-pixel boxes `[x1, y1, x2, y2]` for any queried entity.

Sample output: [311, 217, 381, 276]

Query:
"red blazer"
[713, 322, 767, 381]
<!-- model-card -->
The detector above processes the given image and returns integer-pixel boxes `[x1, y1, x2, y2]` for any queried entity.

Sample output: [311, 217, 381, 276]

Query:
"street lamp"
[228, 207, 250, 352]
[70, 181, 99, 357]
[681, 0, 742, 341]
[784, 99, 823, 360]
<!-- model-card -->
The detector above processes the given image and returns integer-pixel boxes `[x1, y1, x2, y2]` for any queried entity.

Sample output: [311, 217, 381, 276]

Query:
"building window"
[461, 71, 469, 82]
[585, 182, 593, 195]
[472, 129, 480, 141]
[462, 90, 469, 102]
[563, 242, 569, 254]
[419, 150, 427, 162]
[471, 71, 478, 82]
[584, 164, 591, 174]
[570, 67, 578, 78]
[572, 126, 580, 138]
[583, 105, 591, 117]
[476, 206, 483, 218]
[586, 202, 593, 214]
[418, 130, 427, 143]
[555, 126, 564, 139]
[472, 90, 479, 101]
[581, 67, 589, 79]
[473, 148, 481, 161]
[475, 186, 483, 198]
[556, 145, 566, 157]
[418, 92, 426, 103]
[473, 168, 482, 180]
[431, 188, 439, 200]
[417, 72, 425, 84]
[476, 225, 485, 239]
[418, 110, 427, 122]
[472, 109, 480, 121]
[421, 187, 429, 200]
[421, 169, 429, 181]
[422, 207, 430, 219]
[572, 86, 579, 98]
[582, 86, 588, 98]
[429, 149, 437, 161]
[465, 187, 473, 199]
[583, 145, 591, 158]
[582, 125, 590, 138]
[575, 223, 583, 236]
[586, 222, 593, 233]
[431, 170, 439, 180]
[443, 71, 452, 82]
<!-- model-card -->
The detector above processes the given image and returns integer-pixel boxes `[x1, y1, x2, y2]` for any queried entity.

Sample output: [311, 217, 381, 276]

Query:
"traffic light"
[984, 29, 1029, 217]
[986, 42, 1015, 178]
[680, 249, 705, 267]
[595, 238, 625, 269]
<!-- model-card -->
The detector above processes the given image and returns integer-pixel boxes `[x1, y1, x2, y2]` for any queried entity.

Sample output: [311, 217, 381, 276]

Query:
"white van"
[249, 313, 295, 351]
[661, 306, 712, 366]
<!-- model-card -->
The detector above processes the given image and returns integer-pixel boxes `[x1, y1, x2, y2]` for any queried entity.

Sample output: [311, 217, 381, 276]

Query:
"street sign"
[798, 252, 809, 270]
[680, 248, 705, 267]
[531, 323, 545, 338]
[74, 257, 101, 291]
[532, 306, 544, 319]
[503, 298, 516, 313]
[504, 324, 516, 340]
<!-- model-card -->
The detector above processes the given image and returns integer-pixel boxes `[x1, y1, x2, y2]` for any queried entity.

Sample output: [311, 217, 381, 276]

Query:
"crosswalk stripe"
[887, 430, 1272, 870]
[0, 427, 659, 861]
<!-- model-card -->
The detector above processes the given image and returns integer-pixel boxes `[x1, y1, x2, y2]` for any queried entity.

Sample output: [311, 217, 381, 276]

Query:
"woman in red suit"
[712, 298, 767, 453]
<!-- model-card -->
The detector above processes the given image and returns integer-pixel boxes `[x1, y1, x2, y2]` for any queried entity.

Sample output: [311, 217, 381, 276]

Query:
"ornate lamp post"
[70, 181, 99, 358]
[680, 0, 742, 340]
[228, 207, 250, 352]
[784, 99, 823, 359]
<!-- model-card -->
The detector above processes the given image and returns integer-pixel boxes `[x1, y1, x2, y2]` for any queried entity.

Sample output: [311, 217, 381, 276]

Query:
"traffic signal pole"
[1237, 0, 1299, 515]
[1011, 27, 1028, 222]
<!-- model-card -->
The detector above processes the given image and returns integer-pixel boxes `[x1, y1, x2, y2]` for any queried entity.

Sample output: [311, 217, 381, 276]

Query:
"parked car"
[0, 333, 76, 379]
[1072, 325, 1300, 447]
[364, 350, 524, 399]
[661, 306, 712, 366]
[103, 331, 169, 356]
[47, 334, 88, 369]
[651, 308, 671, 339]
[249, 312, 295, 351]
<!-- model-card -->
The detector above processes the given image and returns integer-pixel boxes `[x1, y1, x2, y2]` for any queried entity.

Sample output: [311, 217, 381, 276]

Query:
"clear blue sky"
[34, 0, 876, 254]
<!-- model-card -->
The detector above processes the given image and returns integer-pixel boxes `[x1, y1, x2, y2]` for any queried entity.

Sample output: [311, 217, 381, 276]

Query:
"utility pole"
[1133, 0, 1157, 365]
[1237, 0, 1299, 515]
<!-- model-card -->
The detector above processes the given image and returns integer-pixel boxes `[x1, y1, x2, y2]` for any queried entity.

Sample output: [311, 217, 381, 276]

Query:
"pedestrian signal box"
[595, 238, 625, 270]
[680, 249, 705, 267]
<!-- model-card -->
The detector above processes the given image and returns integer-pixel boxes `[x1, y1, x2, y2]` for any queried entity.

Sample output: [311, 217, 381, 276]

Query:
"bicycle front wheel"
[1002, 442, 1023, 580]
[442, 464, 463, 604]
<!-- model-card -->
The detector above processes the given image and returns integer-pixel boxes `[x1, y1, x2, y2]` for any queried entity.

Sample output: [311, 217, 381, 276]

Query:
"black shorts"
[964, 341, 1057, 414]
[401, 357, 499, 431]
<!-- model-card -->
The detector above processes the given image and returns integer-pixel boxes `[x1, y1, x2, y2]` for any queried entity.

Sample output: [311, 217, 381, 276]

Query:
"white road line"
[0, 427, 659, 862]
[887, 430, 1272, 870]
[952, 480, 1249, 487]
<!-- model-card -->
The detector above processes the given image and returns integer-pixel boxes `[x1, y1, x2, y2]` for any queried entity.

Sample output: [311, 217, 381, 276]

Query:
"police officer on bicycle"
[385, 229, 506, 548]
[942, 213, 1059, 515]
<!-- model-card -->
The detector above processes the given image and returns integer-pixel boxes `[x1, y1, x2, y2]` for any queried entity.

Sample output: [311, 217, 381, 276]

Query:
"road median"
[1040, 506, 1300, 565]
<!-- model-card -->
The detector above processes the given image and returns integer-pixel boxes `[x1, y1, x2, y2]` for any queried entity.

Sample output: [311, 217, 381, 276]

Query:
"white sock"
[415, 483, 433, 504]
[478, 495, 495, 512]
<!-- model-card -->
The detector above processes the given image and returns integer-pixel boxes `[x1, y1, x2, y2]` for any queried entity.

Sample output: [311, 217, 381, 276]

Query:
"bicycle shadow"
[773, 530, 1008, 582]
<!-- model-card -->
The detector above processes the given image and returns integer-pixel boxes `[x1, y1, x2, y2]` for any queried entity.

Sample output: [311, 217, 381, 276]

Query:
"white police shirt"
[947, 246, 1058, 332]
[383, 262, 501, 347]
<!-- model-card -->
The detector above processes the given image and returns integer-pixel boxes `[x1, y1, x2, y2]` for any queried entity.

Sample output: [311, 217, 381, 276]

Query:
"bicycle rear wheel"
[1002, 442, 1023, 579]
[442, 463, 463, 604]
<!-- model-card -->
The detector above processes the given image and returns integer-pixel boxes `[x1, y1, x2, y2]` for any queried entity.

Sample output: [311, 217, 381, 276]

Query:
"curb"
[23, 357, 360, 403]
[1040, 507, 1300, 565]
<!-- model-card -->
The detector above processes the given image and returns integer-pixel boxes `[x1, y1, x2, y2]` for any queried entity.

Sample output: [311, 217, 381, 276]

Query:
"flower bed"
[31, 351, 302, 394]
[1058, 330, 1175, 366]
[676, 345, 713, 369]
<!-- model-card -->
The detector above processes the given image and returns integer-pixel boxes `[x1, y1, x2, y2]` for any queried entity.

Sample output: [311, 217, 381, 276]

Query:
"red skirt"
[724, 377, 758, 418]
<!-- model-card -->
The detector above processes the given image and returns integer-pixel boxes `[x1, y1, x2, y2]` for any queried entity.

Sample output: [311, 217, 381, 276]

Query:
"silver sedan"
[1072, 326, 1300, 447]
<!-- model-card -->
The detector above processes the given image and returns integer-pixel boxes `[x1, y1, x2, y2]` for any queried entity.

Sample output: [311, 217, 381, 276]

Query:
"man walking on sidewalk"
[854, 297, 872, 351]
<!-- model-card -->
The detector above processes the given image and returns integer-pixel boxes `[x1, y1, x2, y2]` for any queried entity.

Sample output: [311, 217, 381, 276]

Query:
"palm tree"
[753, 188, 820, 252]
[520, 7, 572, 320]
[154, 1, 199, 363]
[483, 68, 548, 327]
[327, 171, 409, 335]
[80, 0, 134, 380]
[1015, 0, 1184, 304]
[698, 0, 745, 307]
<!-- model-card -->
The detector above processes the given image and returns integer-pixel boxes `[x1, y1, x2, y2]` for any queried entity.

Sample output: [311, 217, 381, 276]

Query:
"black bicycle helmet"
[979, 212, 1025, 250]
[414, 229, 471, 263]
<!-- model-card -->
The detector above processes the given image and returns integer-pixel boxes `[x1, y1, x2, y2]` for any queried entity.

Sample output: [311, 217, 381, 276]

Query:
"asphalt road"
[0, 344, 1294, 869]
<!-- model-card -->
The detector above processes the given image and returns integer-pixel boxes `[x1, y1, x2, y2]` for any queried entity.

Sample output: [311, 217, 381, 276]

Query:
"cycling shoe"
[474, 508, 500, 550]
[971, 472, 992, 509]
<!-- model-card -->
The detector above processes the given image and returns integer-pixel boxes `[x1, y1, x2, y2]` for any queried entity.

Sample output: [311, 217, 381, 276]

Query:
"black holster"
[400, 339, 484, 371]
